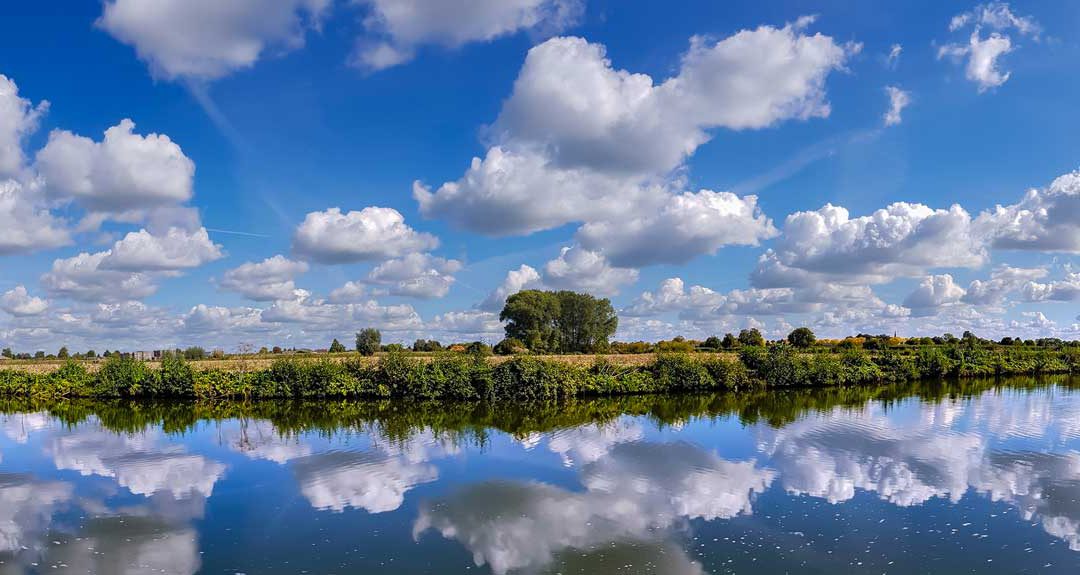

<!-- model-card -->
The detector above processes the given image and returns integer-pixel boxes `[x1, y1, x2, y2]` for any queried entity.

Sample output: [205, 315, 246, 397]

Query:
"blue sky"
[2, 0, 1080, 351]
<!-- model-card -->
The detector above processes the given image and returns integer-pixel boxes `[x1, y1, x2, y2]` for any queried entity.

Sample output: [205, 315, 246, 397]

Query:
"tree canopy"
[412, 339, 443, 352]
[787, 327, 816, 348]
[328, 339, 347, 353]
[500, 290, 618, 353]
[355, 328, 382, 356]
[738, 328, 765, 347]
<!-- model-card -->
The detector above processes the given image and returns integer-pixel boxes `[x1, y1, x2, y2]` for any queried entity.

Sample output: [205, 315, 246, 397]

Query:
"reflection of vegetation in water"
[1, 376, 1074, 444]
[542, 540, 704, 575]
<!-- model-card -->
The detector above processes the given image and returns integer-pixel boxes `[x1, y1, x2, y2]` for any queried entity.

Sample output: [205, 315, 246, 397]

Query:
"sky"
[1, 0, 1080, 352]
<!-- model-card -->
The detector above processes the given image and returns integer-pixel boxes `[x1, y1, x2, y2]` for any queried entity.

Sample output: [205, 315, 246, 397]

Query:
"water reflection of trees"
[2, 376, 1074, 445]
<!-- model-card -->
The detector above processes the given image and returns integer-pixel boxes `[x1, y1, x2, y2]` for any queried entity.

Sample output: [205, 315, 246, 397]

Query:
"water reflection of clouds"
[758, 390, 1080, 550]
[50, 428, 225, 499]
[222, 419, 313, 463]
[0, 471, 202, 575]
[219, 421, 464, 514]
[415, 441, 773, 575]
[418, 388, 1080, 572]
[39, 517, 200, 575]
[291, 431, 455, 514]
[542, 420, 644, 467]
[2, 385, 1078, 573]
[758, 404, 984, 505]
[0, 473, 72, 554]
[0, 412, 53, 444]
[967, 388, 1080, 442]
[0, 419, 222, 574]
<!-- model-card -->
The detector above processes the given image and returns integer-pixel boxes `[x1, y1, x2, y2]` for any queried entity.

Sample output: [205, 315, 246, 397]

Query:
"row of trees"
[1, 346, 208, 360]
[4, 285, 1075, 360]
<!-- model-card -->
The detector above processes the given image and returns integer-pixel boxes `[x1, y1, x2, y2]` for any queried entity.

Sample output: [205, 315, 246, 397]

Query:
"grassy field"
[0, 352, 677, 374]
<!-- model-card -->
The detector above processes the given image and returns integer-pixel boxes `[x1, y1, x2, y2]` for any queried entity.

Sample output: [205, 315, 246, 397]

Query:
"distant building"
[131, 350, 165, 361]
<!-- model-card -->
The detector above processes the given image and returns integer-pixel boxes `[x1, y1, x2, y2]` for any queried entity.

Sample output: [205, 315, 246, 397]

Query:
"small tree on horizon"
[58, 346, 69, 359]
[721, 333, 737, 349]
[494, 337, 526, 355]
[356, 328, 381, 356]
[329, 338, 347, 353]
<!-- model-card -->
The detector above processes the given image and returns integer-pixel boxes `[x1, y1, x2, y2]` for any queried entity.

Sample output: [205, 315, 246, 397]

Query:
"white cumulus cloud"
[542, 246, 638, 296]
[365, 252, 463, 299]
[492, 23, 858, 176]
[903, 274, 967, 315]
[353, 0, 583, 71]
[754, 202, 986, 288]
[101, 227, 223, 271]
[0, 179, 71, 255]
[415, 21, 855, 267]
[576, 190, 777, 267]
[0, 74, 49, 177]
[220, 255, 309, 301]
[36, 119, 195, 213]
[98, 0, 331, 80]
[41, 251, 159, 303]
[293, 207, 438, 264]
[1021, 271, 1080, 302]
[976, 170, 1080, 253]
[0, 286, 49, 317]
[479, 264, 543, 312]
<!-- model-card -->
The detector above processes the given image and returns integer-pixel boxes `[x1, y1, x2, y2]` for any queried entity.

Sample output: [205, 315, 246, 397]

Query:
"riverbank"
[2, 344, 1078, 400]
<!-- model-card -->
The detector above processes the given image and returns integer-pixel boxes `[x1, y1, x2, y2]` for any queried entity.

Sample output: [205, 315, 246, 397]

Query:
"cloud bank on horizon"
[2, 1, 1080, 351]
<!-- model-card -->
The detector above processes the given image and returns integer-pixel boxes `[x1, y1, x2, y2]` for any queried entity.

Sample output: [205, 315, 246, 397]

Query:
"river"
[1, 377, 1078, 573]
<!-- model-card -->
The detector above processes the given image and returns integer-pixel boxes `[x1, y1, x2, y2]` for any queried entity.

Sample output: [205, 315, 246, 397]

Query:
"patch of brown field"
[0, 352, 739, 374]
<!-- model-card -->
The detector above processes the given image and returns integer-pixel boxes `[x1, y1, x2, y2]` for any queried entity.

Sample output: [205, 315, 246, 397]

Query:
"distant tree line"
[5, 287, 1080, 363]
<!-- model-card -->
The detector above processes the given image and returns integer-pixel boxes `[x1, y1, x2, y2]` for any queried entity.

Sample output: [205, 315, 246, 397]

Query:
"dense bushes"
[0, 352, 751, 400]
[2, 344, 1079, 400]
[743, 343, 1077, 387]
[93, 356, 154, 396]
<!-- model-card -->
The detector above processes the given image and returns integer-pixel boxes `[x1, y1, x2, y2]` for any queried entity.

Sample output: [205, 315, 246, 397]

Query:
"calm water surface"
[1, 378, 1079, 574]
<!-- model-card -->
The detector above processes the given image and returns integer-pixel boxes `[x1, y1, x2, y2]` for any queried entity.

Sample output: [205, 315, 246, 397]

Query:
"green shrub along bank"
[1, 345, 1079, 400]
[0, 353, 751, 400]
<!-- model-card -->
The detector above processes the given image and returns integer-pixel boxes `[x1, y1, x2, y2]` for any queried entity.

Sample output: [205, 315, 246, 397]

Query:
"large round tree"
[787, 327, 816, 348]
